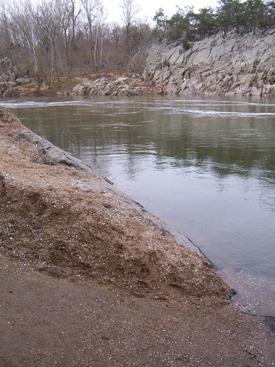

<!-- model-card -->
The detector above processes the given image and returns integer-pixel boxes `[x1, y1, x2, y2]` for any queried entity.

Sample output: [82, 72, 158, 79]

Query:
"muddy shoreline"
[1, 106, 275, 365]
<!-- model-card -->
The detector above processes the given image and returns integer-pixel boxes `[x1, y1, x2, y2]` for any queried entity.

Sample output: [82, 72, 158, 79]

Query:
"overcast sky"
[103, 0, 219, 24]
[27, 0, 219, 25]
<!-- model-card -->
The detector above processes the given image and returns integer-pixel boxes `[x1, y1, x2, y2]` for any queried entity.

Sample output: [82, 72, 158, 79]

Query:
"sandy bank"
[0, 106, 274, 366]
[0, 106, 229, 301]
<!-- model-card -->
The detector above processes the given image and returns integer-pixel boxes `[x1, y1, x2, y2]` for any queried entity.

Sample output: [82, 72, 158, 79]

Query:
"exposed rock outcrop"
[0, 69, 34, 97]
[72, 76, 142, 96]
[144, 28, 275, 97]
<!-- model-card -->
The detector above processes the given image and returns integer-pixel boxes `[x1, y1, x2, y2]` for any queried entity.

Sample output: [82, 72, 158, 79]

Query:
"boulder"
[72, 77, 140, 96]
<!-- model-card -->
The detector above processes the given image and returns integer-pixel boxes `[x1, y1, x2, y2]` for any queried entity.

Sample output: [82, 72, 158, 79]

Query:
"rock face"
[144, 28, 275, 97]
[72, 76, 141, 96]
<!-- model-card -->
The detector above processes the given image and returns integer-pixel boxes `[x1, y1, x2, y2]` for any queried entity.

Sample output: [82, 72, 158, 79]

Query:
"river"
[4, 95, 275, 316]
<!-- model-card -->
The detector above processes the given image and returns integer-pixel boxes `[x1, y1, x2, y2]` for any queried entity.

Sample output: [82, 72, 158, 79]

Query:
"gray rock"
[16, 78, 32, 85]
[144, 28, 275, 97]
[72, 76, 140, 96]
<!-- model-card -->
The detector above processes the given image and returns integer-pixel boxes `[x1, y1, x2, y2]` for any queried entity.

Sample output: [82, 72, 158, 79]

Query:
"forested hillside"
[0, 0, 274, 94]
[153, 0, 275, 44]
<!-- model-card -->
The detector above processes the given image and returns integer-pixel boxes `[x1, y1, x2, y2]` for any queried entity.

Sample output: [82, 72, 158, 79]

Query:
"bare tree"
[0, 1, 12, 47]
[6, 0, 39, 72]
[80, 0, 104, 70]
[119, 0, 140, 55]
[35, 0, 60, 73]
[58, 0, 81, 69]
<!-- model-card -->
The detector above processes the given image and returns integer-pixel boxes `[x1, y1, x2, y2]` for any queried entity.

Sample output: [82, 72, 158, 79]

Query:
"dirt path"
[0, 106, 275, 366]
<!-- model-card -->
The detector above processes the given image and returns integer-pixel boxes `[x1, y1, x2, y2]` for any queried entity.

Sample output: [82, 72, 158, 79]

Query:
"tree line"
[0, 0, 274, 83]
[154, 0, 275, 44]
[0, 0, 151, 81]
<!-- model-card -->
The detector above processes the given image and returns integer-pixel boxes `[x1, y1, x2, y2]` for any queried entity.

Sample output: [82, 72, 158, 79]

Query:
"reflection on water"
[6, 95, 275, 315]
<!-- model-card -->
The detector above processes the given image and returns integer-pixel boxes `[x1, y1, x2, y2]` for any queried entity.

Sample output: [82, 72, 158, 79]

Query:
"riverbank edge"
[1, 106, 275, 365]
[0, 105, 231, 301]
[2, 28, 275, 99]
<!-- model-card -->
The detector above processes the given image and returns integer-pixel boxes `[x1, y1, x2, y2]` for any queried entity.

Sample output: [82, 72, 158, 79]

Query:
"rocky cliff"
[144, 28, 275, 98]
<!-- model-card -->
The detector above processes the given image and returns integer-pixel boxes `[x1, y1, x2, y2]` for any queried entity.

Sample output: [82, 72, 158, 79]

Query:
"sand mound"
[0, 106, 230, 301]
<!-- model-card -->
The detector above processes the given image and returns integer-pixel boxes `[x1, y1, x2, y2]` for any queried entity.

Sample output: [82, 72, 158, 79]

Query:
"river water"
[4, 95, 275, 316]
